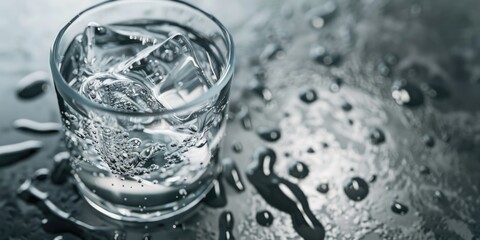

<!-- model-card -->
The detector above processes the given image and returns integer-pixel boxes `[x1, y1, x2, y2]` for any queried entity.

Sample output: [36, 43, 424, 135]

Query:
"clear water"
[58, 20, 227, 220]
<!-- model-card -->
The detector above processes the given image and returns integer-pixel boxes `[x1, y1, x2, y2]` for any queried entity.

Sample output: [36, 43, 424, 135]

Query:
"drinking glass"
[50, 0, 235, 222]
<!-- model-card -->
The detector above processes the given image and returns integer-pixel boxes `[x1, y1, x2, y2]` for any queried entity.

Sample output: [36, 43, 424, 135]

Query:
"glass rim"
[50, 0, 235, 117]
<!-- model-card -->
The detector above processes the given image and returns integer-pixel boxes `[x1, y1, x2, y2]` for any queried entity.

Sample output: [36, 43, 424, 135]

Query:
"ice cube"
[114, 33, 215, 110]
[79, 22, 166, 73]
[80, 73, 162, 113]
[75, 25, 215, 118]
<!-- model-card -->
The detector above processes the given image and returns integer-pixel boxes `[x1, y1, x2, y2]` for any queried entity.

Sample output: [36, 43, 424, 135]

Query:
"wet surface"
[1, 0, 480, 239]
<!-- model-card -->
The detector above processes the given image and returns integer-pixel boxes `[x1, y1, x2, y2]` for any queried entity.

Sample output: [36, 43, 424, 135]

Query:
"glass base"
[75, 176, 214, 223]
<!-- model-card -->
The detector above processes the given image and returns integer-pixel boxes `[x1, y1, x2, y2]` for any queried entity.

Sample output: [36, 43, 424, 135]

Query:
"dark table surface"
[1, 0, 479, 239]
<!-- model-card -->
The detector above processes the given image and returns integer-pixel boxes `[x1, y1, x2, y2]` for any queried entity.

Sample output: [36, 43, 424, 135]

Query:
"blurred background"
[0, 0, 479, 239]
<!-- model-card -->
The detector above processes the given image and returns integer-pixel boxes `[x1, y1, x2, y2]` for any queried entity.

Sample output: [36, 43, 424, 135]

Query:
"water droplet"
[299, 89, 318, 103]
[0, 140, 43, 167]
[410, 4, 422, 15]
[16, 71, 49, 100]
[33, 168, 50, 181]
[254, 66, 268, 81]
[222, 158, 245, 192]
[232, 141, 243, 153]
[423, 134, 435, 147]
[343, 177, 369, 201]
[113, 231, 126, 240]
[251, 84, 273, 102]
[434, 190, 446, 201]
[391, 201, 409, 215]
[402, 63, 429, 80]
[203, 178, 227, 208]
[13, 119, 61, 134]
[241, 114, 253, 131]
[422, 76, 450, 99]
[419, 165, 430, 175]
[316, 183, 329, 194]
[218, 211, 235, 240]
[310, 45, 341, 66]
[128, 138, 142, 148]
[51, 152, 71, 184]
[247, 147, 325, 240]
[330, 77, 343, 92]
[179, 188, 187, 196]
[307, 2, 337, 29]
[377, 62, 391, 77]
[256, 210, 274, 227]
[391, 80, 424, 107]
[142, 233, 152, 240]
[260, 43, 284, 61]
[368, 174, 377, 183]
[256, 127, 281, 142]
[341, 102, 352, 112]
[368, 127, 385, 145]
[288, 161, 309, 179]
[384, 53, 399, 66]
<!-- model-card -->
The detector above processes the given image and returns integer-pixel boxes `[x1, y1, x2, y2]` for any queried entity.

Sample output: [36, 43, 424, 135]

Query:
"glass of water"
[50, 0, 235, 222]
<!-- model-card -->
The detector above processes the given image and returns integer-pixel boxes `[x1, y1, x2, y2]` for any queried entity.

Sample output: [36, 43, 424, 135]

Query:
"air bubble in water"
[179, 188, 187, 196]
[128, 138, 142, 148]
